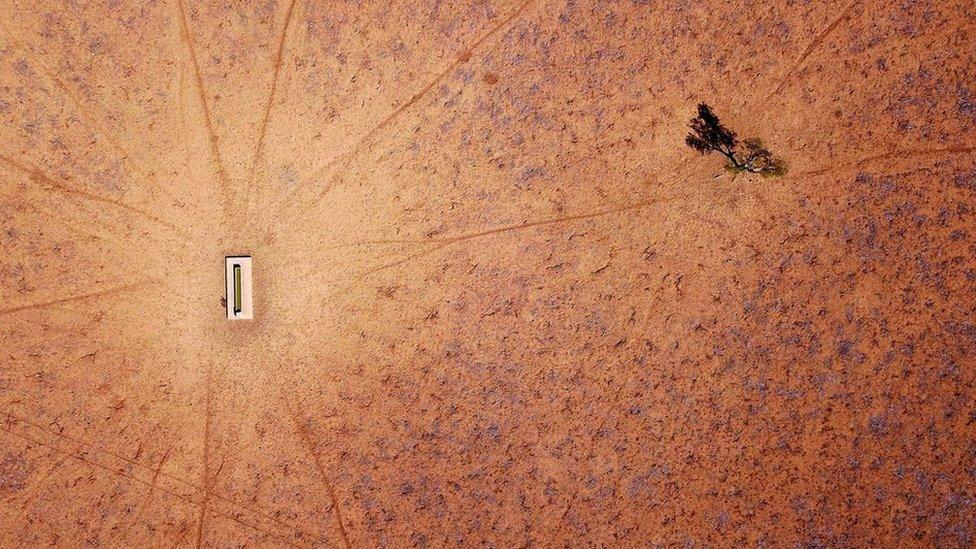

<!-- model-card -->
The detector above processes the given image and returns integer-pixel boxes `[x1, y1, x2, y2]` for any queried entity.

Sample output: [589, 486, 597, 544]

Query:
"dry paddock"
[1, 0, 975, 546]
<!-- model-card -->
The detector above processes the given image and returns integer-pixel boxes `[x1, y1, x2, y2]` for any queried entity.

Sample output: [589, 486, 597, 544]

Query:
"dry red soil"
[1, 0, 975, 546]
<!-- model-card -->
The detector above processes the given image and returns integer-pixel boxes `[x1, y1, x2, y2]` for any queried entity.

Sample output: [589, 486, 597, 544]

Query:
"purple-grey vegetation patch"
[959, 85, 976, 118]
[0, 454, 29, 493]
[628, 465, 671, 499]
[515, 166, 547, 190]
[954, 169, 976, 192]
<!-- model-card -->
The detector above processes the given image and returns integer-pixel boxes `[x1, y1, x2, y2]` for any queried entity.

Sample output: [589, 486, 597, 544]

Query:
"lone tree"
[685, 103, 787, 177]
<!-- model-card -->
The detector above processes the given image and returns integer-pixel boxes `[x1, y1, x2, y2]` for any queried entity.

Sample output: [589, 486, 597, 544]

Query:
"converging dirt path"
[1, 0, 975, 546]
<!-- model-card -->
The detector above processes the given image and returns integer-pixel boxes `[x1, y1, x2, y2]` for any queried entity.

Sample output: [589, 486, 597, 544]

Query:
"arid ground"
[1, 0, 975, 546]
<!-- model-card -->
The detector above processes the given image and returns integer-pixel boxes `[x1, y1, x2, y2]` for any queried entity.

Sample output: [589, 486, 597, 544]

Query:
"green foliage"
[685, 103, 787, 177]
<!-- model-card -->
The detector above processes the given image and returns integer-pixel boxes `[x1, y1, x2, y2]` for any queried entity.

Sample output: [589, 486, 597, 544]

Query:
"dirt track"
[1, 0, 975, 546]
